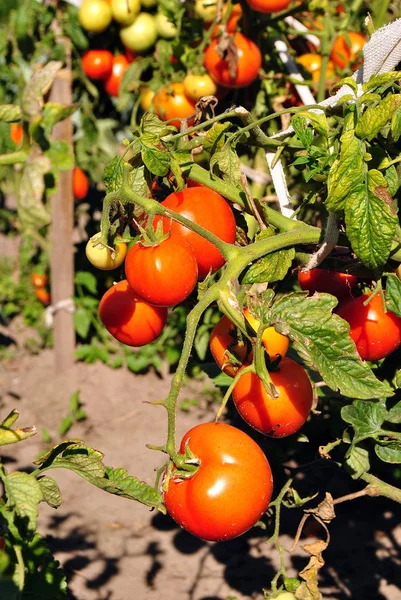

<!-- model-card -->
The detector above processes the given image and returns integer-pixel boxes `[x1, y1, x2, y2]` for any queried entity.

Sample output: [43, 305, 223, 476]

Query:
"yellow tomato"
[244, 307, 289, 359]
[140, 87, 155, 112]
[79, 0, 112, 33]
[183, 73, 217, 101]
[111, 0, 140, 25]
[86, 234, 127, 270]
[120, 13, 158, 53]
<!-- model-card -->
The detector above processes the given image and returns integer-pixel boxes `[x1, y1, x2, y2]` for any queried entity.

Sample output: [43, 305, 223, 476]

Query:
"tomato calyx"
[88, 232, 121, 261]
[164, 444, 201, 485]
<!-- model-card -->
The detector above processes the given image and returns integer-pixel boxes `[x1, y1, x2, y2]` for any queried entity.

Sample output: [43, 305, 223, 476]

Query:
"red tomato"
[209, 3, 243, 37]
[204, 32, 262, 88]
[153, 82, 196, 129]
[82, 50, 113, 80]
[337, 294, 401, 361]
[35, 287, 51, 307]
[73, 167, 89, 200]
[164, 422, 273, 541]
[153, 186, 237, 279]
[31, 273, 48, 288]
[125, 236, 198, 307]
[246, 0, 291, 12]
[10, 123, 23, 145]
[125, 49, 136, 63]
[232, 358, 313, 437]
[209, 315, 251, 377]
[104, 54, 129, 97]
[99, 279, 167, 346]
[298, 268, 357, 300]
[331, 32, 366, 70]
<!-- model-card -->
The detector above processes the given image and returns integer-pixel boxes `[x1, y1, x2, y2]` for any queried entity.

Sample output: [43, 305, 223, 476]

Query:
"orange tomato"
[209, 315, 251, 377]
[73, 167, 89, 200]
[297, 53, 336, 82]
[35, 288, 51, 307]
[31, 273, 49, 288]
[153, 82, 196, 129]
[330, 32, 366, 70]
[10, 123, 23, 145]
[244, 307, 289, 359]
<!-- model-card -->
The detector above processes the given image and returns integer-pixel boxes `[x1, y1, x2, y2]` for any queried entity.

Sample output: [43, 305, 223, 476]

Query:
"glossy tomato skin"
[10, 123, 23, 145]
[232, 358, 313, 437]
[78, 0, 112, 33]
[244, 307, 289, 359]
[31, 273, 48, 288]
[297, 53, 336, 82]
[104, 55, 129, 97]
[298, 268, 357, 300]
[164, 422, 273, 541]
[73, 167, 89, 200]
[82, 50, 113, 80]
[35, 287, 51, 306]
[204, 33, 262, 88]
[246, 0, 291, 12]
[183, 73, 217, 101]
[153, 186, 237, 279]
[337, 294, 401, 361]
[210, 315, 250, 377]
[154, 82, 196, 129]
[86, 234, 127, 270]
[331, 31, 366, 69]
[125, 236, 198, 307]
[99, 280, 167, 346]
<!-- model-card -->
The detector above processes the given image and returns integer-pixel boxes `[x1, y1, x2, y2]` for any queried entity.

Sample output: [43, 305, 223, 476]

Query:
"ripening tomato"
[82, 50, 113, 80]
[86, 233, 127, 270]
[232, 357, 313, 437]
[204, 32, 262, 88]
[210, 315, 251, 377]
[246, 0, 291, 12]
[153, 186, 237, 279]
[99, 279, 167, 346]
[31, 273, 48, 288]
[73, 167, 89, 200]
[331, 31, 366, 69]
[104, 54, 129, 97]
[195, 0, 218, 22]
[140, 87, 155, 111]
[10, 123, 23, 145]
[125, 236, 198, 307]
[183, 72, 217, 101]
[120, 12, 158, 53]
[244, 308, 289, 359]
[35, 287, 51, 307]
[298, 268, 357, 300]
[209, 3, 242, 37]
[164, 422, 273, 541]
[78, 0, 112, 33]
[111, 0, 140, 25]
[153, 82, 196, 129]
[297, 54, 336, 82]
[155, 12, 178, 39]
[337, 293, 401, 361]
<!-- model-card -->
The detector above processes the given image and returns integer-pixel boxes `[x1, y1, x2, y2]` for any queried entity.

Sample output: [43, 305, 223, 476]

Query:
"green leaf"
[0, 410, 36, 446]
[356, 94, 401, 140]
[203, 122, 231, 153]
[22, 61, 63, 121]
[75, 271, 97, 295]
[384, 273, 401, 318]
[212, 372, 233, 387]
[344, 445, 370, 479]
[391, 106, 401, 142]
[38, 476, 62, 508]
[386, 400, 401, 423]
[375, 442, 401, 463]
[58, 415, 73, 436]
[268, 292, 393, 399]
[41, 102, 79, 136]
[326, 129, 364, 213]
[4, 472, 43, 533]
[103, 466, 165, 511]
[103, 156, 124, 193]
[18, 152, 51, 229]
[362, 71, 401, 93]
[341, 399, 388, 439]
[291, 115, 314, 147]
[242, 247, 295, 284]
[0, 105, 22, 123]
[141, 136, 170, 177]
[344, 169, 397, 269]
[45, 140, 74, 170]
[140, 112, 171, 137]
[73, 307, 91, 339]
[296, 111, 329, 137]
[210, 141, 241, 187]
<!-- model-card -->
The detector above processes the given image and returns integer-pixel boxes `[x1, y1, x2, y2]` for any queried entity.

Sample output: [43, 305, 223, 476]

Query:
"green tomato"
[275, 593, 297, 600]
[120, 13, 158, 53]
[79, 0, 112, 33]
[194, 0, 218, 22]
[111, 0, 141, 25]
[155, 12, 178, 39]
[86, 234, 127, 271]
[141, 0, 157, 6]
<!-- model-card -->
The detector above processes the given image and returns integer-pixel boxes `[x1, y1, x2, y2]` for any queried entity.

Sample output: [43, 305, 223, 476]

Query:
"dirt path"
[1, 346, 401, 600]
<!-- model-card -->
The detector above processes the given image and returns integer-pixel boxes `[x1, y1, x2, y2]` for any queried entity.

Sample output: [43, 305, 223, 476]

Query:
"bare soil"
[1, 334, 401, 600]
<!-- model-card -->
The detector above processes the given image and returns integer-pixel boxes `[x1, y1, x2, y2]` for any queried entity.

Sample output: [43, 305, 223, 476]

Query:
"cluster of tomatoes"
[31, 273, 50, 307]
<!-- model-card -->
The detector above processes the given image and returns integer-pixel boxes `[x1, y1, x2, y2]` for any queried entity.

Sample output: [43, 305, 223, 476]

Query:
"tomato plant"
[164, 422, 273, 541]
[125, 235, 198, 306]
[246, 0, 292, 13]
[10, 122, 23, 145]
[337, 293, 401, 361]
[99, 279, 167, 346]
[110, 0, 140, 25]
[153, 186, 237, 279]
[209, 315, 251, 377]
[78, 0, 112, 33]
[86, 234, 127, 270]
[183, 72, 217, 101]
[244, 307, 289, 359]
[73, 167, 89, 200]
[298, 267, 358, 300]
[104, 54, 129, 97]
[120, 12, 158, 53]
[204, 32, 262, 88]
[31, 273, 48, 288]
[155, 12, 178, 39]
[232, 358, 313, 437]
[331, 31, 366, 69]
[153, 82, 196, 129]
[35, 287, 51, 307]
[82, 50, 113, 80]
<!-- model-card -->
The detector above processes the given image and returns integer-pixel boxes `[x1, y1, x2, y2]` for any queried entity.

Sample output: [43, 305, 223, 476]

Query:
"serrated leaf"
[344, 169, 397, 269]
[41, 102, 78, 136]
[0, 105, 22, 123]
[73, 307, 91, 340]
[345, 445, 370, 479]
[341, 399, 388, 438]
[268, 292, 393, 399]
[326, 129, 364, 213]
[4, 472, 43, 533]
[384, 273, 401, 318]
[103, 466, 164, 510]
[375, 442, 401, 463]
[75, 271, 97, 295]
[34, 441, 105, 480]
[391, 106, 401, 142]
[296, 111, 329, 137]
[242, 247, 295, 284]
[356, 94, 401, 140]
[38, 476, 62, 508]
[362, 71, 401, 93]
[210, 141, 241, 186]
[203, 122, 231, 153]
[386, 400, 401, 423]
[141, 141, 170, 177]
[103, 156, 124, 193]
[291, 115, 314, 148]
[140, 112, 171, 137]
[22, 61, 63, 120]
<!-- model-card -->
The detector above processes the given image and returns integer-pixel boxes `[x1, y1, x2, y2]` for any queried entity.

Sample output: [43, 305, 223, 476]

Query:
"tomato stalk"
[267, 477, 294, 593]
[215, 363, 254, 421]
